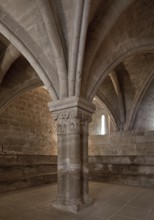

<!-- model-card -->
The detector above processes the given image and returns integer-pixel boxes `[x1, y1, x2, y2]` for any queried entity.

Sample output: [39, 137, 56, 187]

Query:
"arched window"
[89, 97, 110, 135]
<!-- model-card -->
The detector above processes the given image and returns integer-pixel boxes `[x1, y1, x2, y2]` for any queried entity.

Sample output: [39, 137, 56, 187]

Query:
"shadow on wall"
[0, 87, 57, 193]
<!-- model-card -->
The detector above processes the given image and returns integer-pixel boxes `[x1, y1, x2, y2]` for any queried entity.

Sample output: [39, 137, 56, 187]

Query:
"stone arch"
[0, 7, 59, 100]
[125, 66, 154, 131]
[0, 79, 43, 115]
[87, 38, 154, 102]
[81, 0, 136, 97]
[96, 95, 119, 131]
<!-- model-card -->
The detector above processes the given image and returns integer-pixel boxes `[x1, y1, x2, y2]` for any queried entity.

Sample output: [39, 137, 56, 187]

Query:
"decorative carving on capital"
[52, 111, 69, 121]
[81, 111, 92, 125]
[57, 121, 66, 134]
[51, 107, 92, 134]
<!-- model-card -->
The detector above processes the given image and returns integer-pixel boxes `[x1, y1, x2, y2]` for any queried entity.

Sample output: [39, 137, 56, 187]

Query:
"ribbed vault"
[0, 0, 154, 131]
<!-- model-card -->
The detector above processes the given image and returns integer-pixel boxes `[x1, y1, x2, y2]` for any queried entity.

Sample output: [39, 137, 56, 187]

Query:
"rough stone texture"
[49, 97, 95, 212]
[89, 156, 154, 187]
[88, 131, 154, 187]
[88, 99, 154, 187]
[0, 0, 154, 213]
[0, 0, 56, 68]
[0, 56, 42, 117]
[0, 87, 57, 192]
[0, 154, 57, 193]
[86, 0, 154, 100]
[0, 86, 57, 155]
[97, 76, 120, 121]
[135, 79, 154, 131]
[89, 132, 154, 156]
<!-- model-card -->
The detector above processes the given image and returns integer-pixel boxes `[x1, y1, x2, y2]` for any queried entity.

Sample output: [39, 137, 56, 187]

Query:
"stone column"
[48, 97, 95, 212]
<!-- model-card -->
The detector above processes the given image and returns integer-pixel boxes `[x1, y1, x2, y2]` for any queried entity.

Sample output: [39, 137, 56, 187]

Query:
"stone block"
[0, 178, 31, 193]
[3, 155, 17, 165]
[38, 164, 57, 173]
[0, 118, 8, 125]
[44, 173, 57, 184]
[136, 143, 154, 155]
[23, 166, 39, 175]
[3, 145, 24, 154]
[17, 155, 57, 165]
[89, 156, 154, 187]
[138, 166, 154, 175]
[110, 132, 135, 145]
[0, 87, 56, 156]
[89, 135, 110, 145]
[0, 166, 23, 180]
[136, 135, 154, 143]
[31, 175, 44, 186]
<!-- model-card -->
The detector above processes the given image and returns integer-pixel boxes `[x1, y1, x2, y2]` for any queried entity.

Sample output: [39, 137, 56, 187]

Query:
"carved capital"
[52, 108, 92, 134]
[49, 97, 95, 135]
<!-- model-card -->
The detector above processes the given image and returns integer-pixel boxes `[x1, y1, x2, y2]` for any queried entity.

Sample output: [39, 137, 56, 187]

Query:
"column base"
[52, 197, 92, 213]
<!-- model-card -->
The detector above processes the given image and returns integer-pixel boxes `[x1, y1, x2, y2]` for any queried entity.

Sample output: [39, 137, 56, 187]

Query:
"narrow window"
[101, 115, 106, 135]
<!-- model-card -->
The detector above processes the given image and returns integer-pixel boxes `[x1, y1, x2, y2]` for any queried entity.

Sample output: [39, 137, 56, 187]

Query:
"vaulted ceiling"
[0, 0, 154, 131]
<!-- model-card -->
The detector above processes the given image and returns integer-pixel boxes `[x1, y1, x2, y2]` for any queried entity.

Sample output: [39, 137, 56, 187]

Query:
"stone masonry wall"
[0, 87, 57, 155]
[88, 132, 154, 187]
[88, 92, 154, 187]
[0, 87, 57, 192]
[135, 79, 154, 131]
[1, 84, 154, 191]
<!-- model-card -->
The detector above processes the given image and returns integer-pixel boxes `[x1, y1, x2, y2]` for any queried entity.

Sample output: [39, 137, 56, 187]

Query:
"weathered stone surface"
[0, 87, 57, 155]
[0, 155, 18, 166]
[89, 156, 154, 187]
[0, 173, 57, 193]
[17, 155, 57, 165]
[0, 0, 154, 214]
[89, 132, 154, 156]
[0, 155, 57, 193]
[49, 97, 95, 212]
[0, 166, 23, 180]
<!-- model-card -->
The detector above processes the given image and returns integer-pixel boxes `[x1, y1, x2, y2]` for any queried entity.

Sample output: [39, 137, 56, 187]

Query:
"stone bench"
[0, 154, 57, 193]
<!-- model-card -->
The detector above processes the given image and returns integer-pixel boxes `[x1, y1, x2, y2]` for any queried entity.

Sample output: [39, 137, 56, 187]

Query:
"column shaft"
[48, 98, 95, 212]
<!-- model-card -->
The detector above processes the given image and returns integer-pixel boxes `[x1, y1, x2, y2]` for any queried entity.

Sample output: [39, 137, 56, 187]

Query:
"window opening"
[101, 115, 106, 135]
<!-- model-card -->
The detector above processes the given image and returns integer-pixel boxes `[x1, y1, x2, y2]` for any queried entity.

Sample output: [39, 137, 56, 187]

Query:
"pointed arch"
[125, 66, 154, 130]
[37, 0, 68, 99]
[96, 91, 120, 131]
[87, 38, 154, 102]
[0, 79, 43, 115]
[81, 0, 135, 97]
[0, 6, 59, 100]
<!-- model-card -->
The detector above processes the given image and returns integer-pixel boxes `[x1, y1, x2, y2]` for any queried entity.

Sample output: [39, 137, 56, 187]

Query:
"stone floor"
[0, 182, 154, 220]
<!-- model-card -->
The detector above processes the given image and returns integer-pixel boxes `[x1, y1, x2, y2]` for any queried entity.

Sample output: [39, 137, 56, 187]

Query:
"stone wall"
[1, 85, 154, 191]
[0, 87, 57, 155]
[89, 131, 154, 156]
[0, 154, 57, 193]
[135, 79, 154, 131]
[0, 87, 57, 192]
[88, 132, 154, 187]
[89, 155, 154, 187]
[88, 92, 154, 187]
